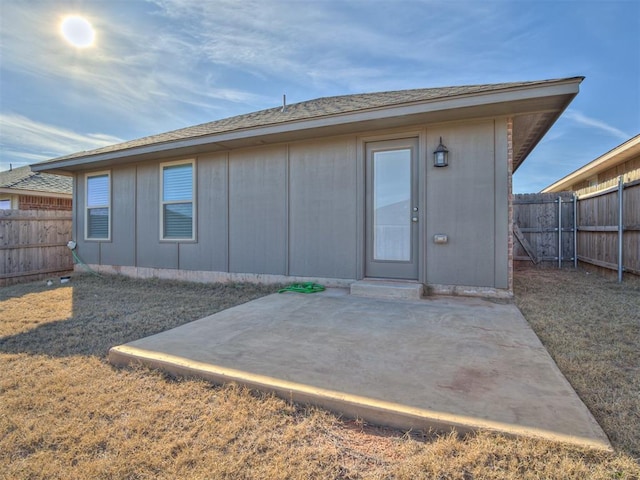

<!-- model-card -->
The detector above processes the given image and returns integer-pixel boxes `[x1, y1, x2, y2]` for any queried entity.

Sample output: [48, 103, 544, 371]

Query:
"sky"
[0, 0, 638, 193]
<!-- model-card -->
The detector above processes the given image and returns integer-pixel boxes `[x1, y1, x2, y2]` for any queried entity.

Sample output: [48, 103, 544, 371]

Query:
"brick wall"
[507, 117, 514, 292]
[18, 195, 72, 211]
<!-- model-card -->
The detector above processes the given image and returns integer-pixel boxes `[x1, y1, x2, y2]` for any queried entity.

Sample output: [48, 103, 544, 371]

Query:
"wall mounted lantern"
[433, 137, 449, 167]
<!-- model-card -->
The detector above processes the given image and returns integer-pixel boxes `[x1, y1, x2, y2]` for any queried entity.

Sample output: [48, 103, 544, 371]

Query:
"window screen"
[161, 162, 194, 240]
[86, 173, 110, 239]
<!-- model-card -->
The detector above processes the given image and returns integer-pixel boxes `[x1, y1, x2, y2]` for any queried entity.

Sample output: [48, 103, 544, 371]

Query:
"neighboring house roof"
[32, 77, 583, 175]
[0, 165, 72, 197]
[542, 133, 640, 192]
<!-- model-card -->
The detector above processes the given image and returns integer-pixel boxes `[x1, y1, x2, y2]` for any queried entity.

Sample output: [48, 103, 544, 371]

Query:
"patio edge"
[109, 344, 612, 452]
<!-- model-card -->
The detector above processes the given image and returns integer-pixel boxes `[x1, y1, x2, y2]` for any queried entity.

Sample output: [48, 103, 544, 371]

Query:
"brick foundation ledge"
[75, 265, 512, 300]
[76, 264, 354, 288]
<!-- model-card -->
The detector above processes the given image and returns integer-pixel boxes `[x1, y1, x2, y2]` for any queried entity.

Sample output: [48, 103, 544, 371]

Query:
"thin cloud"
[1, 150, 52, 163]
[1, 0, 529, 128]
[0, 1, 271, 130]
[0, 114, 124, 168]
[564, 110, 630, 140]
[146, 0, 505, 90]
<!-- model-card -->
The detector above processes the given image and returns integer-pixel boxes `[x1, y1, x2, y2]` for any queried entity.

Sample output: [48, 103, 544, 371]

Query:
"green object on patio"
[278, 282, 325, 294]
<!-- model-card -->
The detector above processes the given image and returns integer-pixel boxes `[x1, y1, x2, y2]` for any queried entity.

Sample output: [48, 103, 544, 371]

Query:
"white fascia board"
[35, 80, 582, 172]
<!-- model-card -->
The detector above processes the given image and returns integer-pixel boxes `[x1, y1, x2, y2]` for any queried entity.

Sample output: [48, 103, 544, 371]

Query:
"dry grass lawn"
[513, 267, 640, 460]
[1, 270, 638, 479]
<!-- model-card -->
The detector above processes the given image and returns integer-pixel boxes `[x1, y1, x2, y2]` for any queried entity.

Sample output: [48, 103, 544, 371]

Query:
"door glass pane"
[373, 149, 411, 261]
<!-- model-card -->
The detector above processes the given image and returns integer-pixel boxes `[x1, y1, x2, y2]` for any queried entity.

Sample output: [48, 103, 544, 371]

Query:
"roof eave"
[32, 78, 582, 173]
[0, 187, 72, 198]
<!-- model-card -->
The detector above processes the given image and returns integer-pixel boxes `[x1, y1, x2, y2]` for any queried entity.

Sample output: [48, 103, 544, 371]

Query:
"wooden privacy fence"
[514, 177, 640, 280]
[0, 209, 74, 287]
[576, 177, 639, 279]
[513, 192, 575, 266]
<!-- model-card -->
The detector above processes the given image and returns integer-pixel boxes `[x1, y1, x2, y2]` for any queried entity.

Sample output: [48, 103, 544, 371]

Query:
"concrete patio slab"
[109, 289, 611, 451]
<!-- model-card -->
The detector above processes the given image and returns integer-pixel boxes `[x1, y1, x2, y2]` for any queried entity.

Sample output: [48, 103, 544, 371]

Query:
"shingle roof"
[42, 78, 577, 164]
[0, 165, 72, 194]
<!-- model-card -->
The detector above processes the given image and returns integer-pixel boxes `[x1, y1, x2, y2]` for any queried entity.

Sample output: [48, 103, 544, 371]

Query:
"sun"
[60, 15, 95, 48]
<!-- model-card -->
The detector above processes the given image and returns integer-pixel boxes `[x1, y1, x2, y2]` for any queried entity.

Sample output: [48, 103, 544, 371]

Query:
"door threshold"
[363, 277, 420, 282]
[351, 279, 424, 300]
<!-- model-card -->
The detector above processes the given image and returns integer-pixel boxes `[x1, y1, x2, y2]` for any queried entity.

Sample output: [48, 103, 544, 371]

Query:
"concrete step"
[350, 280, 424, 300]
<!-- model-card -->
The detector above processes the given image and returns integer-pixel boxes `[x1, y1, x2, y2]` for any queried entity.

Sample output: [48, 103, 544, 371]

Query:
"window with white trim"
[85, 172, 110, 240]
[161, 160, 195, 240]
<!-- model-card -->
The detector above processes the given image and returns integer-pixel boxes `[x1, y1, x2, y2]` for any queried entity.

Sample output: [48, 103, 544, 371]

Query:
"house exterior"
[0, 165, 72, 210]
[32, 78, 582, 295]
[542, 133, 640, 195]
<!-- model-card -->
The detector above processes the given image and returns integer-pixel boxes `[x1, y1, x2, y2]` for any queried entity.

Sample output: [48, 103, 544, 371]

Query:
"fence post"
[617, 175, 624, 283]
[558, 196, 562, 268]
[573, 194, 578, 269]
